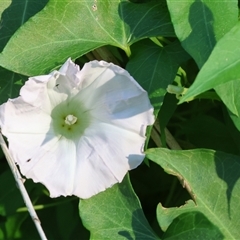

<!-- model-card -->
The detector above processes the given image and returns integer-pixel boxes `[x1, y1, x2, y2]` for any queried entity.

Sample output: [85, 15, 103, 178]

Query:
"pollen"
[65, 114, 77, 125]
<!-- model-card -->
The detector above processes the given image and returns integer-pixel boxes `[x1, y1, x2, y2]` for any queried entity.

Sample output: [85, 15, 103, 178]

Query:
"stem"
[0, 132, 47, 240]
[17, 197, 76, 213]
[179, 91, 221, 102]
[150, 37, 163, 47]
[93, 46, 121, 66]
[124, 46, 131, 57]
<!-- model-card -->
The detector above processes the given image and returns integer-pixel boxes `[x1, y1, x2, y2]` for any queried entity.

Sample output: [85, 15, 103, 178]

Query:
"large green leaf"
[170, 0, 239, 116]
[79, 174, 159, 240]
[162, 211, 224, 239]
[0, 0, 174, 76]
[179, 22, 240, 106]
[146, 148, 240, 239]
[0, 0, 48, 51]
[0, 0, 48, 103]
[166, 0, 238, 68]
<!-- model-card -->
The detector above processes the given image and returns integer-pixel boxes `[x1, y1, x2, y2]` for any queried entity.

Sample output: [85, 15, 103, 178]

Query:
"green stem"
[16, 197, 77, 212]
[124, 46, 131, 57]
[180, 91, 221, 102]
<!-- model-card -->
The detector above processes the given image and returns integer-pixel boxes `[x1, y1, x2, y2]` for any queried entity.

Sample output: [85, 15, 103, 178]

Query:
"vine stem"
[0, 132, 47, 240]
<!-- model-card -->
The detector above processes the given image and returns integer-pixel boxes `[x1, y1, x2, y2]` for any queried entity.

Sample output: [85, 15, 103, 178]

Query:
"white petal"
[20, 73, 68, 113]
[15, 135, 118, 199]
[0, 59, 155, 199]
[22, 138, 77, 198]
[0, 97, 51, 135]
[8, 132, 58, 172]
[75, 60, 154, 134]
[55, 58, 81, 95]
[73, 138, 118, 199]
[20, 75, 52, 111]
[79, 121, 147, 183]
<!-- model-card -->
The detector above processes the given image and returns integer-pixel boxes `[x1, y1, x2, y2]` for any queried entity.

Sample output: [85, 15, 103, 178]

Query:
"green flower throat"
[51, 98, 91, 140]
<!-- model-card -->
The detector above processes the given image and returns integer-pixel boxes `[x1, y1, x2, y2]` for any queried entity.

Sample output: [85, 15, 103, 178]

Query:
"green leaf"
[163, 212, 223, 239]
[0, 214, 25, 239]
[214, 80, 240, 116]
[0, 0, 47, 102]
[0, 67, 27, 104]
[229, 109, 240, 132]
[126, 39, 190, 113]
[158, 93, 178, 147]
[166, 0, 238, 68]
[0, 0, 174, 76]
[170, 0, 239, 115]
[223, 108, 240, 155]
[179, 22, 240, 105]
[0, 0, 48, 51]
[146, 148, 240, 239]
[79, 174, 159, 240]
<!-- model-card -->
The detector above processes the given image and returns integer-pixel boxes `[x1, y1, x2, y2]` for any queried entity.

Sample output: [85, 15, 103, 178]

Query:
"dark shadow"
[0, 0, 48, 52]
[181, 0, 216, 68]
[117, 175, 159, 239]
[118, 209, 159, 240]
[214, 151, 240, 219]
[118, 230, 134, 240]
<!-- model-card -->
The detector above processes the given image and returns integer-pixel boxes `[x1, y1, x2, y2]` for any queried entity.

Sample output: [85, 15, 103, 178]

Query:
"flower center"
[65, 114, 77, 125]
[51, 97, 91, 140]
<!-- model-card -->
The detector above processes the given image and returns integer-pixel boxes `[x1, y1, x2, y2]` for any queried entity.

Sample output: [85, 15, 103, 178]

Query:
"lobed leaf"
[146, 148, 240, 239]
[0, 0, 174, 76]
[0, 0, 48, 52]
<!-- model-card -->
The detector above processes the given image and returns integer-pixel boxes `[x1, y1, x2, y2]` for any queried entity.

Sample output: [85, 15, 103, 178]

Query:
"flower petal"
[20, 73, 68, 113]
[19, 58, 79, 113]
[73, 139, 118, 199]
[55, 58, 81, 95]
[22, 138, 77, 198]
[80, 121, 147, 182]
[0, 59, 155, 199]
[20, 74, 52, 111]
[0, 97, 51, 135]
[75, 60, 154, 134]
[15, 136, 118, 199]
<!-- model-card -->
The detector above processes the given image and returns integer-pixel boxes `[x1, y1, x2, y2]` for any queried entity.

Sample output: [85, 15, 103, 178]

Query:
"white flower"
[0, 59, 154, 199]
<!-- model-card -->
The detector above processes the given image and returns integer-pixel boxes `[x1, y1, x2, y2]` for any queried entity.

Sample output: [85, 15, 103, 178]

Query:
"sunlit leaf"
[0, 0, 174, 76]
[146, 148, 240, 239]
[0, 0, 48, 51]
[79, 174, 159, 240]
[166, 0, 238, 68]
[179, 22, 240, 108]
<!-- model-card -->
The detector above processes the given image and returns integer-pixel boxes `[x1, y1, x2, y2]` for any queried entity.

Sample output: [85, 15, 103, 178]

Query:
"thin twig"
[0, 132, 47, 240]
[154, 120, 182, 150]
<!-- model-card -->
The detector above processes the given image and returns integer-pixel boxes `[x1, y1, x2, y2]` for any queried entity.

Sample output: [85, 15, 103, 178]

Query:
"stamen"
[65, 115, 77, 125]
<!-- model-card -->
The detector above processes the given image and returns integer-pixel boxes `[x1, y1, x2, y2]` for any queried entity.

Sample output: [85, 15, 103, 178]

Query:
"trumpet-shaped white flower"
[0, 59, 154, 199]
